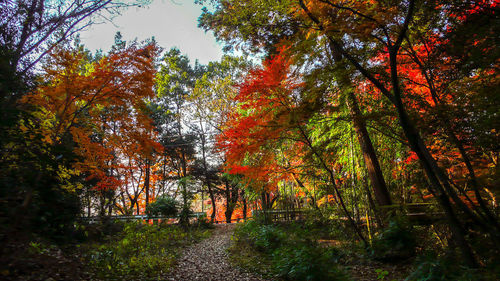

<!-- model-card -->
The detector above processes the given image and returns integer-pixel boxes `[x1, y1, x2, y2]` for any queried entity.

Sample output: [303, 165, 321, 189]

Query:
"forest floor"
[167, 224, 267, 281]
[167, 223, 414, 281]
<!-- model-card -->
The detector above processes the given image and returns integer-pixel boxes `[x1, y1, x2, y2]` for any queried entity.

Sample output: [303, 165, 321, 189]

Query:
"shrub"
[273, 243, 347, 281]
[146, 195, 178, 217]
[232, 220, 348, 281]
[194, 213, 214, 229]
[252, 225, 287, 253]
[371, 218, 416, 261]
[406, 255, 484, 281]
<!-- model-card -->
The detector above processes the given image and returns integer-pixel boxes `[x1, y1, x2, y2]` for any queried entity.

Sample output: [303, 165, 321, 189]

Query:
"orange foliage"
[216, 52, 303, 191]
[205, 197, 252, 223]
[22, 43, 161, 191]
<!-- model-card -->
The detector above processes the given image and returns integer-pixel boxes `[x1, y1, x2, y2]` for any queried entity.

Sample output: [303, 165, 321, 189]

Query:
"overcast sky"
[79, 0, 224, 65]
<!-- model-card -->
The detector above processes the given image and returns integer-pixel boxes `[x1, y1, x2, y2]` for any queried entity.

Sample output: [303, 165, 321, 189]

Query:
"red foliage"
[216, 52, 303, 191]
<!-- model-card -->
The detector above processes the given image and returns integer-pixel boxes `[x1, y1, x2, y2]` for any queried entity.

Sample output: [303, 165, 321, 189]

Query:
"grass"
[228, 220, 350, 281]
[0, 220, 213, 281]
[82, 221, 212, 280]
[228, 238, 277, 279]
[228, 218, 500, 281]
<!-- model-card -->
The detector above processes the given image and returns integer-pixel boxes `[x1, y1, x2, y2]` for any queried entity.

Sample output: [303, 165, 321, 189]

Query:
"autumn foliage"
[22, 43, 161, 192]
[217, 53, 303, 191]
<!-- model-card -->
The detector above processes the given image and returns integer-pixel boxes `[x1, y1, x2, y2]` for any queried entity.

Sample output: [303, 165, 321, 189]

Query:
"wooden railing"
[253, 204, 446, 225]
[252, 209, 310, 222]
[80, 212, 206, 224]
[379, 203, 445, 225]
[80, 204, 446, 226]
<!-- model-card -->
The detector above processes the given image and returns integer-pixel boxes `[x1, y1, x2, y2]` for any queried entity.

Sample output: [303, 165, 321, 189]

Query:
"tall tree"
[217, 54, 368, 244]
[155, 48, 203, 224]
[189, 55, 251, 222]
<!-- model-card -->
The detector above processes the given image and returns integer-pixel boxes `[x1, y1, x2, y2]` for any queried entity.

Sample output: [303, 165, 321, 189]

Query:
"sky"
[79, 0, 224, 65]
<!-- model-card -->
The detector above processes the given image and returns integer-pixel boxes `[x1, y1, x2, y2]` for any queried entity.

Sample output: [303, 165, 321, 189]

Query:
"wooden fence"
[80, 212, 206, 224]
[379, 203, 445, 225]
[253, 204, 446, 225]
[80, 203, 446, 226]
[252, 209, 309, 222]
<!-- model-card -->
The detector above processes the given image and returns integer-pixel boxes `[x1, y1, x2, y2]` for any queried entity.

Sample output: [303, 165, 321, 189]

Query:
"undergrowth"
[82, 221, 211, 280]
[229, 220, 349, 281]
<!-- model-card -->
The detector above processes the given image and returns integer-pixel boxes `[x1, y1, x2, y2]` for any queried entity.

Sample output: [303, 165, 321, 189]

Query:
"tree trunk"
[297, 124, 368, 247]
[404, 39, 500, 232]
[332, 57, 392, 208]
[199, 121, 217, 223]
[346, 91, 392, 206]
[388, 49, 478, 267]
[242, 192, 247, 220]
[224, 179, 238, 223]
[144, 160, 150, 209]
[207, 184, 216, 223]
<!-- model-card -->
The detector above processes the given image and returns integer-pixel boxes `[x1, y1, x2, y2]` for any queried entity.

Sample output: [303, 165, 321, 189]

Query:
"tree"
[199, 0, 393, 211]
[21, 42, 160, 216]
[217, 53, 368, 244]
[200, 0, 499, 264]
[189, 55, 252, 222]
[0, 1, 146, 232]
[154, 48, 203, 225]
[146, 195, 178, 217]
[0, 0, 140, 76]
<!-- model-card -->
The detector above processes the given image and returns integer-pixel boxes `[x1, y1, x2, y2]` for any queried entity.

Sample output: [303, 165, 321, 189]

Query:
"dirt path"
[167, 224, 266, 281]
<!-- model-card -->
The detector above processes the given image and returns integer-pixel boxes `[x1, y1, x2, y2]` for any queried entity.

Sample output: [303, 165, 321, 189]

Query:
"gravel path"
[167, 224, 267, 281]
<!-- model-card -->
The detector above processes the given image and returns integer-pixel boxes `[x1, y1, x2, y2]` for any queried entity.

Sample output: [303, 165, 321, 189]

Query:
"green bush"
[371, 218, 416, 261]
[235, 220, 286, 253]
[253, 225, 287, 253]
[194, 213, 214, 229]
[405, 255, 484, 281]
[232, 220, 348, 281]
[273, 243, 346, 281]
[178, 205, 193, 225]
[146, 195, 178, 217]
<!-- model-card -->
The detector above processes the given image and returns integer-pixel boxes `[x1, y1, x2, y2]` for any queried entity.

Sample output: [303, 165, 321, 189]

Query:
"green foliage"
[235, 220, 286, 253]
[178, 205, 193, 226]
[177, 176, 195, 226]
[371, 218, 416, 261]
[79, 219, 126, 241]
[252, 225, 286, 253]
[375, 268, 389, 280]
[28, 241, 51, 255]
[272, 244, 346, 281]
[0, 116, 82, 242]
[193, 213, 214, 229]
[146, 195, 178, 217]
[232, 220, 348, 281]
[405, 254, 489, 281]
[85, 222, 210, 280]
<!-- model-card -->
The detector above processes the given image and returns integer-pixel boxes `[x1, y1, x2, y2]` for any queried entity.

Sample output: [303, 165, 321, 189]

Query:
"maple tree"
[21, 41, 160, 216]
[0, 1, 148, 236]
[217, 52, 372, 243]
